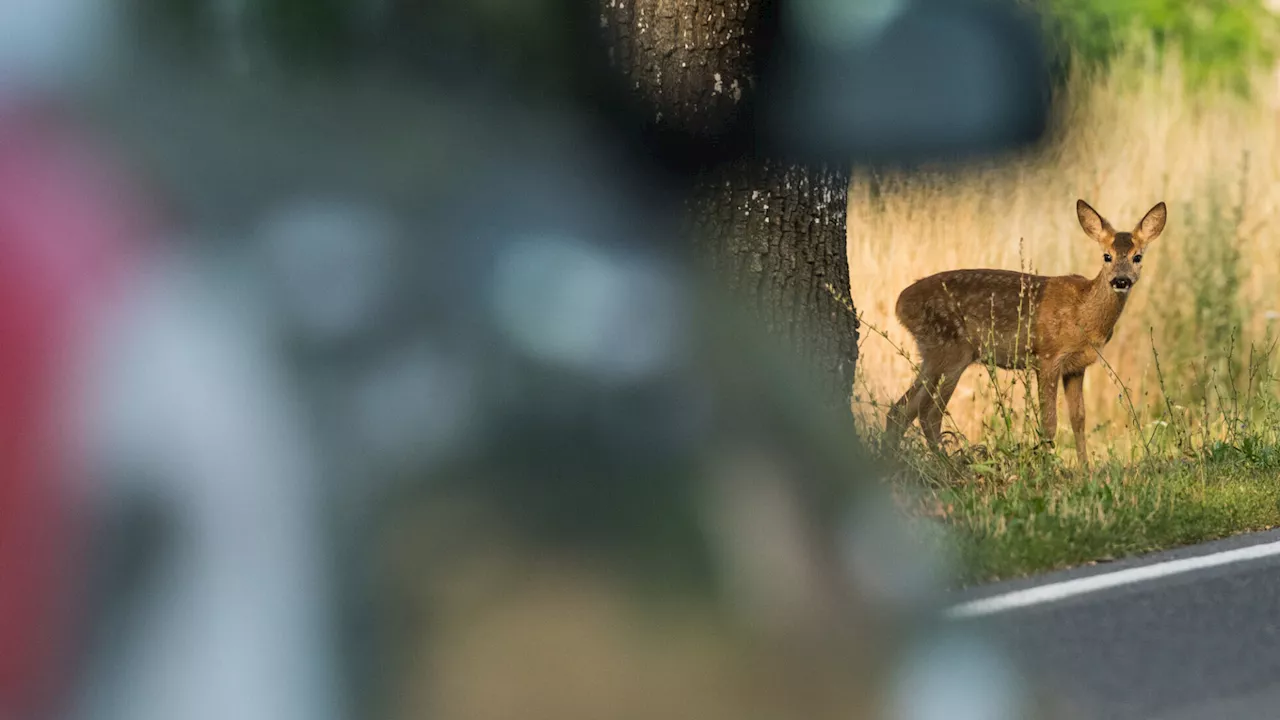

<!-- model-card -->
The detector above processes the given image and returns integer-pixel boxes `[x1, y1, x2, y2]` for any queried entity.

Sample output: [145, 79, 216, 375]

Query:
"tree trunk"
[601, 0, 859, 410]
[692, 160, 857, 404]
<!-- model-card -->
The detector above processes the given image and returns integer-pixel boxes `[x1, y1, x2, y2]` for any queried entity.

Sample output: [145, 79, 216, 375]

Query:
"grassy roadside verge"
[918, 453, 1280, 585]
[866, 346, 1280, 585]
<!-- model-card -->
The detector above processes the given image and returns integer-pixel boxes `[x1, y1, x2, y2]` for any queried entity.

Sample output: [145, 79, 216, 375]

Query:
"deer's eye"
[1133, 254, 1143, 263]
[1103, 253, 1113, 263]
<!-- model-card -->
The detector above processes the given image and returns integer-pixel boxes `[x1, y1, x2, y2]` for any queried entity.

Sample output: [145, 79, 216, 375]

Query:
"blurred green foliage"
[1035, 0, 1280, 91]
[130, 0, 359, 68]
[129, 0, 592, 94]
[253, 0, 356, 66]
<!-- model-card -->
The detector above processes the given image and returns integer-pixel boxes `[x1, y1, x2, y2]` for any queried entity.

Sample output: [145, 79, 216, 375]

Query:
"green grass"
[864, 336, 1280, 585]
[912, 447, 1280, 585]
[858, 312, 1280, 584]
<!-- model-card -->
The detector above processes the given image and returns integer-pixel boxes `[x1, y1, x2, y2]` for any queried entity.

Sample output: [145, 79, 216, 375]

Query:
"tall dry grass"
[848, 47, 1280, 450]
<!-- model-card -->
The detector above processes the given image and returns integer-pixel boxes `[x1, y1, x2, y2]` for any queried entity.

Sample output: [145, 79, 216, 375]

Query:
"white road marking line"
[946, 539, 1280, 619]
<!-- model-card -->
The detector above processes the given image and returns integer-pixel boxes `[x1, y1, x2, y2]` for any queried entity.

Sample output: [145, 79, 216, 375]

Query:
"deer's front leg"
[1036, 361, 1062, 448]
[1063, 371, 1089, 469]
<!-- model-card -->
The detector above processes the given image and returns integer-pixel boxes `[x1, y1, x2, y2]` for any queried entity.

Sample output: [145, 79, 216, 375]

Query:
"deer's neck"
[1083, 272, 1128, 338]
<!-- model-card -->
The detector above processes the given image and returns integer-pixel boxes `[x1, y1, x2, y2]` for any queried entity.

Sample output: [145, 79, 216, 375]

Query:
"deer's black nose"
[1110, 277, 1133, 290]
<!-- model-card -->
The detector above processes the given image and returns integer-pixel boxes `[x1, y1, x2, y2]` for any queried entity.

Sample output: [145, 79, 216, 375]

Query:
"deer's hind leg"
[885, 353, 946, 449]
[920, 351, 974, 449]
[885, 375, 927, 448]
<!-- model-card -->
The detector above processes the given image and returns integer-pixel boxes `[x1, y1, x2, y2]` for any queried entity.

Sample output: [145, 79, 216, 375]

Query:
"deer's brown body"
[885, 200, 1168, 468]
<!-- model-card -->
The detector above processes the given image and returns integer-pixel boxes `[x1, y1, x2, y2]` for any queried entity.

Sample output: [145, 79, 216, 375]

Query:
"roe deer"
[885, 199, 1167, 467]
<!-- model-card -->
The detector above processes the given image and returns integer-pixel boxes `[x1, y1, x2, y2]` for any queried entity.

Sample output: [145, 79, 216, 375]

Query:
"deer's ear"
[1077, 199, 1114, 245]
[1135, 201, 1167, 246]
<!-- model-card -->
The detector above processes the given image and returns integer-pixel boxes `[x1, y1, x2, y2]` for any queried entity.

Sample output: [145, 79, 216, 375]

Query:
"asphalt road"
[948, 529, 1280, 720]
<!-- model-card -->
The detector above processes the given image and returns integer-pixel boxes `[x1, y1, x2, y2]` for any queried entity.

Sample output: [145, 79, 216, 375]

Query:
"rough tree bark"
[601, 0, 859, 410]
